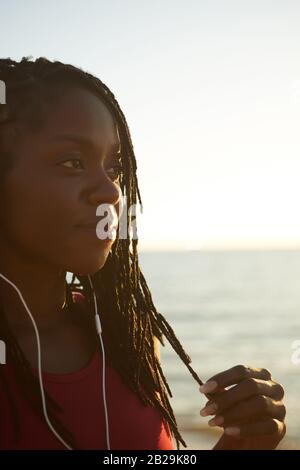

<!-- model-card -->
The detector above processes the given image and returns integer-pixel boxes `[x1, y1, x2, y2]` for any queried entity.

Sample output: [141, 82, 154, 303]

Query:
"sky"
[1, 0, 300, 251]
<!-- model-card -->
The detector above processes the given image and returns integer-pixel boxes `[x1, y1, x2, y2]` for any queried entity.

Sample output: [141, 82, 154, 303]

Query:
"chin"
[68, 249, 111, 277]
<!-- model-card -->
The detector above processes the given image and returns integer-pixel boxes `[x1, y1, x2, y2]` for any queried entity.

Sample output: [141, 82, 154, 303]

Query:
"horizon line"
[138, 245, 300, 253]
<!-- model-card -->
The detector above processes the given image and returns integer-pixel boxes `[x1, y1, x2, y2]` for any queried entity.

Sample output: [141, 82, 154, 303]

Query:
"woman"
[0, 57, 286, 450]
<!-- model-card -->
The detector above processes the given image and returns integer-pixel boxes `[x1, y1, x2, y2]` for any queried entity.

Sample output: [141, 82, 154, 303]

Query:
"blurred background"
[1, 0, 300, 449]
[139, 250, 300, 449]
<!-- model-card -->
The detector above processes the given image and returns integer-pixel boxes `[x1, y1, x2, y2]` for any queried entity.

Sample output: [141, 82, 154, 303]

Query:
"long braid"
[0, 56, 205, 450]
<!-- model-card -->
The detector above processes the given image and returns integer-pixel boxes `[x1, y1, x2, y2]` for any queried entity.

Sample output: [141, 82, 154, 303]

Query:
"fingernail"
[224, 427, 240, 436]
[199, 381, 218, 394]
[200, 403, 218, 417]
[208, 416, 224, 427]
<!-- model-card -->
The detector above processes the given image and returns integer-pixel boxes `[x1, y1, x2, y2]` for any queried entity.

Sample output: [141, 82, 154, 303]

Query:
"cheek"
[0, 174, 72, 259]
[1, 172, 112, 273]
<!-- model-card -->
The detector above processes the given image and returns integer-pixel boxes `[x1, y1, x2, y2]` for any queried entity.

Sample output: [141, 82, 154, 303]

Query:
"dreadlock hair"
[0, 56, 205, 450]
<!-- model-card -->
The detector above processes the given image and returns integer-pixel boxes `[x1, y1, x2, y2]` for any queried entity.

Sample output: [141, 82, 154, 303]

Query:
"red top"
[0, 292, 175, 450]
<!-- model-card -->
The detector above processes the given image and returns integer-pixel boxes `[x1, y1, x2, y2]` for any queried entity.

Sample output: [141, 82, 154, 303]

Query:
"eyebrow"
[51, 133, 121, 155]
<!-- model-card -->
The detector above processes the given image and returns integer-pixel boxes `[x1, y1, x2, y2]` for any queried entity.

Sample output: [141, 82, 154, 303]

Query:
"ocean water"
[139, 250, 300, 449]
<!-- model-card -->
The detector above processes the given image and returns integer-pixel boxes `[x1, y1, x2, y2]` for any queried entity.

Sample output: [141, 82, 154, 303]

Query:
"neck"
[0, 264, 68, 332]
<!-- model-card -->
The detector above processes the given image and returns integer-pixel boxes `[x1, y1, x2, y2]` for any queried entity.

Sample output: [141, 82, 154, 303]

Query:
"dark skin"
[0, 88, 121, 373]
[0, 87, 286, 449]
[199, 365, 286, 449]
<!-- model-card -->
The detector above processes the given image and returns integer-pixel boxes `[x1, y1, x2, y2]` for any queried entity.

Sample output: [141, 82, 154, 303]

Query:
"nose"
[86, 170, 122, 208]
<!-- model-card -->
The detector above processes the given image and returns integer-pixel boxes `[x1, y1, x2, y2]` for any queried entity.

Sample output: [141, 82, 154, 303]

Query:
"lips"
[78, 222, 99, 229]
[76, 219, 118, 242]
[76, 219, 100, 228]
[76, 205, 119, 240]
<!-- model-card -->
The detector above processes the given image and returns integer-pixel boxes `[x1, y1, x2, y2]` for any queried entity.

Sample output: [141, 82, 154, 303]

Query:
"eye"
[58, 153, 124, 180]
[60, 155, 84, 170]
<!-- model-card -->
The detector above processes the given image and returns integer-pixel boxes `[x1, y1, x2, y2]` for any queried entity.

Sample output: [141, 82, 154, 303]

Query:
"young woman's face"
[0, 88, 122, 276]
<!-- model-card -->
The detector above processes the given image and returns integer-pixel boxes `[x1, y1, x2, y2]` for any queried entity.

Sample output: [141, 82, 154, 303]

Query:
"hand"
[199, 365, 286, 450]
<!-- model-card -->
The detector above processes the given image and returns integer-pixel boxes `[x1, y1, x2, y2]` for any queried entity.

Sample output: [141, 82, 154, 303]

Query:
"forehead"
[41, 88, 120, 149]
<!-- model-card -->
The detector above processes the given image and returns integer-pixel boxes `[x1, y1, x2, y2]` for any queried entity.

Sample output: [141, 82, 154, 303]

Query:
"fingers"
[199, 365, 272, 394]
[199, 364, 286, 450]
[200, 378, 284, 417]
[224, 418, 286, 441]
[207, 395, 286, 428]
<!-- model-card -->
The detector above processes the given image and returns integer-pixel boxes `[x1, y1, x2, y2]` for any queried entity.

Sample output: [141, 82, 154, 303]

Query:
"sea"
[138, 250, 300, 450]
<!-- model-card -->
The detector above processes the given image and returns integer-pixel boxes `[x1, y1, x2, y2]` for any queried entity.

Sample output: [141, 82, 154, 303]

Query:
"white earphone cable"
[0, 272, 72, 450]
[88, 275, 110, 450]
[0, 272, 110, 450]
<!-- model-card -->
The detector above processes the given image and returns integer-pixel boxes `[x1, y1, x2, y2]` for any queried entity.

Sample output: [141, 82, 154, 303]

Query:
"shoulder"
[71, 291, 161, 360]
